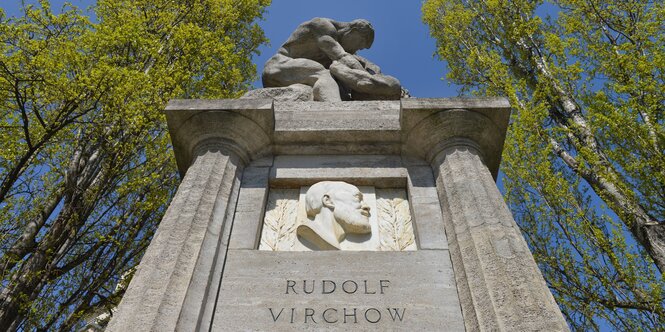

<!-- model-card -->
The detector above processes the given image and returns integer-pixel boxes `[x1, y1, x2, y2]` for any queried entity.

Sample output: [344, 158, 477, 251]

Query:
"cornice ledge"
[400, 97, 511, 179]
[165, 99, 274, 175]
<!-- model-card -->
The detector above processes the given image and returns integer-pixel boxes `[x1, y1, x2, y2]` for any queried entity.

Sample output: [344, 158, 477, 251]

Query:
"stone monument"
[107, 18, 569, 331]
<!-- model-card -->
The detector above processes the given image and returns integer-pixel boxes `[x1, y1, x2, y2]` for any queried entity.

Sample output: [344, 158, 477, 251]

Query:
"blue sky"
[1, 2, 642, 330]
[2, 0, 459, 98]
[252, 0, 458, 97]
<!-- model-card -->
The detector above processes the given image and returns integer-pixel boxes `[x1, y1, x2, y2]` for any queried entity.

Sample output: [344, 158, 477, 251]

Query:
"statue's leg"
[311, 73, 340, 102]
[262, 55, 341, 101]
[329, 61, 401, 99]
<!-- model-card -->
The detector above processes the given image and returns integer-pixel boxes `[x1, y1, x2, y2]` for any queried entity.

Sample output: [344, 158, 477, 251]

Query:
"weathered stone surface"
[271, 155, 406, 188]
[274, 100, 400, 131]
[113, 97, 567, 332]
[407, 166, 449, 250]
[433, 144, 568, 331]
[107, 146, 243, 332]
[274, 100, 401, 155]
[241, 84, 313, 101]
[262, 18, 401, 101]
[181, 172, 241, 332]
[211, 250, 463, 331]
[165, 99, 273, 174]
[227, 166, 270, 250]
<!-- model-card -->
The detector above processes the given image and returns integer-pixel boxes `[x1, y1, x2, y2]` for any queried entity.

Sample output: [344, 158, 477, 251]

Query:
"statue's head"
[339, 19, 374, 53]
[305, 181, 371, 234]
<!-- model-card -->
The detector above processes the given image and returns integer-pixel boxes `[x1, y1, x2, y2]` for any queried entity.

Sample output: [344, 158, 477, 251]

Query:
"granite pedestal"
[107, 98, 568, 331]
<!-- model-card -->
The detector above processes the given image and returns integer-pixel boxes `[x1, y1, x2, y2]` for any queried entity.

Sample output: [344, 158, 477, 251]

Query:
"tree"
[0, 0, 270, 330]
[423, 0, 664, 330]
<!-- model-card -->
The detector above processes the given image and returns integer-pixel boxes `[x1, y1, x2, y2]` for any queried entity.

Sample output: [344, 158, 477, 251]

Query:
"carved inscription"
[268, 279, 406, 324]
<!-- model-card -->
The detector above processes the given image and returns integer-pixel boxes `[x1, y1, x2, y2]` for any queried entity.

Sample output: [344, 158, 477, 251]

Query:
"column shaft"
[108, 146, 243, 331]
[433, 145, 568, 331]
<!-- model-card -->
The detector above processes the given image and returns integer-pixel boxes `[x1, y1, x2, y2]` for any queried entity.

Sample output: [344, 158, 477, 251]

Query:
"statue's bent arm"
[352, 54, 382, 75]
[317, 35, 347, 61]
[317, 36, 364, 71]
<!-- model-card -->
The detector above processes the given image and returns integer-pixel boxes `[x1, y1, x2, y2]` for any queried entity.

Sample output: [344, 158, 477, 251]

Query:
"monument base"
[213, 251, 462, 330]
[107, 98, 569, 332]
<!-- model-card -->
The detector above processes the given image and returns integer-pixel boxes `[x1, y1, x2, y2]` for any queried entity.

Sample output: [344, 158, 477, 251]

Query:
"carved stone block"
[259, 184, 416, 251]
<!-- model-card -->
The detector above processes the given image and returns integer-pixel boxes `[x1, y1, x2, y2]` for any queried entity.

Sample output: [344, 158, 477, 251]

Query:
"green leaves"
[0, 0, 269, 330]
[424, 0, 664, 330]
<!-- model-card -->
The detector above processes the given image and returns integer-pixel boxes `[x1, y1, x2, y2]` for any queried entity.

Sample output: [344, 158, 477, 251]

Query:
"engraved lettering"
[303, 280, 314, 294]
[342, 280, 358, 294]
[322, 308, 338, 323]
[363, 280, 376, 294]
[322, 280, 336, 294]
[304, 308, 317, 323]
[286, 280, 297, 294]
[387, 308, 405, 321]
[343, 308, 357, 323]
[364, 308, 381, 323]
[269, 308, 284, 322]
[379, 280, 390, 294]
[269, 306, 406, 324]
[273, 279, 404, 325]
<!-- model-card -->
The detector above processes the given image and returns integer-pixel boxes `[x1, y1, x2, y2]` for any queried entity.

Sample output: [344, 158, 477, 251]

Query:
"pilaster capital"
[165, 99, 275, 175]
[400, 97, 511, 179]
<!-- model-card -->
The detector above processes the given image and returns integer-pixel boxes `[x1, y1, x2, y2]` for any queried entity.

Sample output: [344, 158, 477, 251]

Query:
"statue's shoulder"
[300, 17, 337, 34]
[307, 17, 334, 25]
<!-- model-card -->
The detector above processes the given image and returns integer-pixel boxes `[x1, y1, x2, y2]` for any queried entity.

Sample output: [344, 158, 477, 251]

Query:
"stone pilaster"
[433, 142, 567, 331]
[402, 99, 569, 331]
[107, 144, 242, 331]
[108, 99, 274, 332]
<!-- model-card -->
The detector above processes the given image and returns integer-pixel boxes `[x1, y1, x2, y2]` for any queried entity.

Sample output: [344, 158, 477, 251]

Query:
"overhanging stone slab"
[165, 99, 274, 175]
[274, 100, 401, 155]
[401, 97, 510, 179]
[400, 97, 510, 134]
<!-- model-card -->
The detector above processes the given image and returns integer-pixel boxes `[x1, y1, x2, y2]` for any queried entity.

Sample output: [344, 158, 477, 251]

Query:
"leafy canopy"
[0, 0, 269, 330]
[423, 0, 664, 330]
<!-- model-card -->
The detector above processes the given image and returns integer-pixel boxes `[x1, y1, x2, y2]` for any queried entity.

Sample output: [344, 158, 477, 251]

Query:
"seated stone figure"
[262, 17, 401, 101]
[297, 181, 371, 250]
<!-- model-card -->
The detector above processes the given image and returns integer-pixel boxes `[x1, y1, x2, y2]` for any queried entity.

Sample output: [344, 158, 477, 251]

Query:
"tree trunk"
[520, 38, 665, 273]
[0, 145, 104, 329]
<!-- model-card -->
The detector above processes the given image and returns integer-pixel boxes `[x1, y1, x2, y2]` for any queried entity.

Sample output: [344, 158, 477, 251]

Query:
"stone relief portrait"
[259, 182, 416, 251]
[298, 181, 372, 250]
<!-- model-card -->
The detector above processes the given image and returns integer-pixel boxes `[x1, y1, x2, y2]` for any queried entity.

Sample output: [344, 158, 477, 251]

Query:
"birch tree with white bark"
[423, 0, 664, 330]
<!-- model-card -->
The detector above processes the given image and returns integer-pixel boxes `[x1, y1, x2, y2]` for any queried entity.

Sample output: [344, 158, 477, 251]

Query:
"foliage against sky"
[423, 0, 664, 330]
[0, 0, 269, 330]
[1, 0, 662, 330]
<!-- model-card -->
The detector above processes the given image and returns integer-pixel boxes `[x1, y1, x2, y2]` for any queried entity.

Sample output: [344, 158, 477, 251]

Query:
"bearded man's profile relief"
[297, 181, 371, 250]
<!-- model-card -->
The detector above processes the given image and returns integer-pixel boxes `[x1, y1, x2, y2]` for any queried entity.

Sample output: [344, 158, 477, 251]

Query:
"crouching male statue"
[297, 181, 371, 250]
[262, 17, 401, 101]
